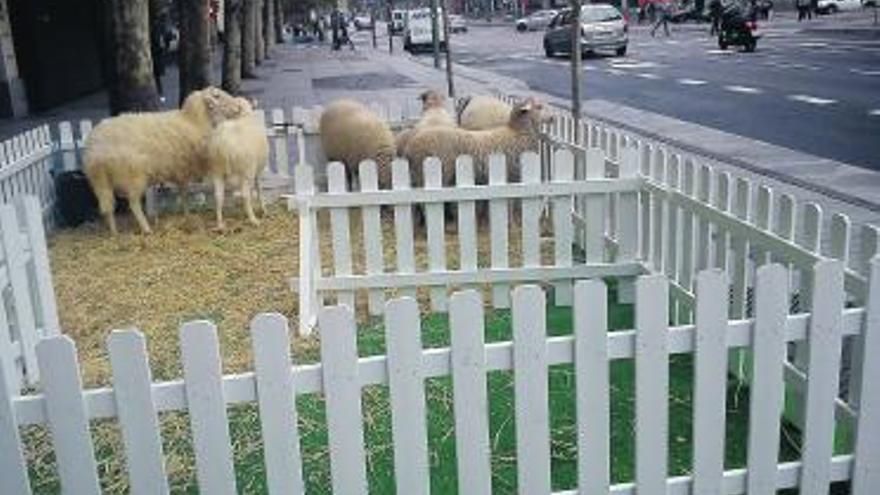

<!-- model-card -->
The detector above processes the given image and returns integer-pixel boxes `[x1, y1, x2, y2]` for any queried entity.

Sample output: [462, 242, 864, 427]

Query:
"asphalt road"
[425, 17, 880, 171]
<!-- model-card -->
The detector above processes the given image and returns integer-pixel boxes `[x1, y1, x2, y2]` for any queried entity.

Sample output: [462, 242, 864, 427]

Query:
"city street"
[418, 13, 880, 171]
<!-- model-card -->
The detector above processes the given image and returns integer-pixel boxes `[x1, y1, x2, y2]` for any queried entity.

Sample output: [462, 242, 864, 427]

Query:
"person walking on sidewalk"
[150, 12, 170, 103]
[708, 0, 723, 35]
[651, 0, 672, 36]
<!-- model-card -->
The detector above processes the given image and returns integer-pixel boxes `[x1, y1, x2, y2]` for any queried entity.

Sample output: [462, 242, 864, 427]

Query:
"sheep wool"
[319, 99, 396, 189]
[395, 89, 456, 156]
[457, 95, 513, 131]
[83, 87, 243, 235]
[204, 97, 269, 230]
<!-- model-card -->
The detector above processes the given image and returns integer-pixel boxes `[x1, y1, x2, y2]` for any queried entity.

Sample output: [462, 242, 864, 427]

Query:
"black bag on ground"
[54, 170, 98, 227]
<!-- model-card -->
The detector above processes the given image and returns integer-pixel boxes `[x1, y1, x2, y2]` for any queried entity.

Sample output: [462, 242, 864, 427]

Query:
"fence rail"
[2, 261, 879, 494]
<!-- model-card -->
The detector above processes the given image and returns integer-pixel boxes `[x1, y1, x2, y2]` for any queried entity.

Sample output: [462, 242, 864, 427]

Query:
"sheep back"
[319, 99, 396, 188]
[459, 96, 512, 131]
[205, 113, 269, 187]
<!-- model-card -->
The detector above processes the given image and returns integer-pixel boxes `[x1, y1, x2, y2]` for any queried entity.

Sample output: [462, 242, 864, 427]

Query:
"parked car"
[353, 13, 373, 30]
[543, 4, 628, 57]
[516, 9, 559, 31]
[449, 14, 468, 33]
[817, 0, 863, 12]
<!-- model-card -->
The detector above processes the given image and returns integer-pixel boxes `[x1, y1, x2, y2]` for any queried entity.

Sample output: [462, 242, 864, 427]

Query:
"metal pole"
[371, 9, 377, 48]
[388, 0, 394, 53]
[431, 0, 441, 68]
[441, 0, 455, 97]
[570, 0, 582, 138]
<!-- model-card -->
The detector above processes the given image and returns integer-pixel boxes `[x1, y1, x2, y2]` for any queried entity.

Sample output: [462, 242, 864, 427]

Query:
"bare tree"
[263, 0, 275, 57]
[178, 0, 213, 104]
[242, 0, 257, 77]
[274, 0, 285, 43]
[255, 0, 265, 63]
[223, 0, 244, 93]
[104, 0, 159, 115]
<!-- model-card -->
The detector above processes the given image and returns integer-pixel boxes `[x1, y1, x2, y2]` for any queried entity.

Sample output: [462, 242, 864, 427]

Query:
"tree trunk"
[222, 0, 243, 93]
[255, 0, 265, 63]
[105, 0, 159, 115]
[242, 0, 257, 77]
[263, 0, 274, 57]
[274, 0, 284, 43]
[178, 0, 213, 105]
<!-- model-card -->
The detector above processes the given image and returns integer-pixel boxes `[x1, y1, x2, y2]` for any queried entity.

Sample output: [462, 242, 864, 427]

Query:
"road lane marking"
[605, 68, 624, 75]
[677, 78, 708, 85]
[788, 94, 837, 106]
[608, 60, 658, 69]
[637, 73, 660, 79]
[870, 110, 880, 117]
[724, 85, 763, 94]
[851, 68, 880, 76]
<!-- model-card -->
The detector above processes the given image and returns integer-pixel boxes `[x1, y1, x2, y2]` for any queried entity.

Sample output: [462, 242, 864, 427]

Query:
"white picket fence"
[0, 126, 55, 228]
[2, 261, 879, 494]
[0, 196, 59, 393]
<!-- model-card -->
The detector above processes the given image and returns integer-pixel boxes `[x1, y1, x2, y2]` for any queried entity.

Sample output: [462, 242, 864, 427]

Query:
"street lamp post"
[431, 0, 442, 68]
[441, 0, 455, 97]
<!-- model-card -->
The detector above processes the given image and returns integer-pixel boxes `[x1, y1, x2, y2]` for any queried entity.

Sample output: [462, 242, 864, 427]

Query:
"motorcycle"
[718, 2, 760, 52]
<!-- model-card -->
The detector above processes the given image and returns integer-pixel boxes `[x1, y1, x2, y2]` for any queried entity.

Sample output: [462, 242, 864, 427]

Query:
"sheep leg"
[213, 176, 226, 231]
[128, 195, 153, 235]
[93, 186, 117, 235]
[241, 181, 260, 226]
[177, 181, 189, 214]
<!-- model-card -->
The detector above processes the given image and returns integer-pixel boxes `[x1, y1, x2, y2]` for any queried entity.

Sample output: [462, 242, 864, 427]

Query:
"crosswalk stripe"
[637, 73, 660, 80]
[677, 78, 708, 86]
[724, 85, 762, 94]
[788, 94, 836, 106]
[869, 110, 880, 117]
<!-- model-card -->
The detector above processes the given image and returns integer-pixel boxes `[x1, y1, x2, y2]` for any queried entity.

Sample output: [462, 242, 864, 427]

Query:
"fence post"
[0, 204, 39, 386]
[617, 146, 639, 304]
[0, 346, 31, 495]
[18, 196, 60, 337]
[852, 256, 880, 495]
[295, 165, 317, 335]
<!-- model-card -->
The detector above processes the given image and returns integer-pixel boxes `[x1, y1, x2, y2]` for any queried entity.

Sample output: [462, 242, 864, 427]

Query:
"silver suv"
[543, 4, 628, 58]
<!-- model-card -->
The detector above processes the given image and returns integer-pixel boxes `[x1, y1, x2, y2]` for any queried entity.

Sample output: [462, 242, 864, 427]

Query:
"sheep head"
[419, 89, 446, 111]
[181, 86, 247, 129]
[508, 97, 551, 135]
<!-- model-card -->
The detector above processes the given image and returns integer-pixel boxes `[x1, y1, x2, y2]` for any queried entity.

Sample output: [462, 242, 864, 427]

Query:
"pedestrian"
[150, 12, 169, 103]
[796, 0, 809, 20]
[708, 0, 723, 35]
[651, 0, 672, 36]
[339, 13, 355, 50]
[809, 0, 818, 18]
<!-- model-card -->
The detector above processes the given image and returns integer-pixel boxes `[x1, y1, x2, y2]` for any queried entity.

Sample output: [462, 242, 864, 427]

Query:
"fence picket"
[852, 257, 880, 495]
[857, 225, 879, 279]
[799, 260, 845, 495]
[359, 161, 385, 315]
[730, 178, 752, 319]
[456, 156, 478, 277]
[585, 148, 606, 263]
[450, 290, 492, 495]
[755, 185, 773, 266]
[617, 147, 640, 262]
[108, 330, 169, 495]
[678, 159, 697, 321]
[651, 149, 667, 271]
[512, 286, 551, 494]
[522, 152, 542, 267]
[552, 149, 574, 304]
[385, 298, 430, 495]
[798, 203, 823, 312]
[328, 162, 355, 309]
[574, 280, 609, 493]
[828, 213, 850, 266]
[0, 204, 39, 385]
[36, 336, 101, 494]
[0, 287, 17, 393]
[692, 270, 729, 495]
[639, 143, 653, 265]
[319, 306, 368, 495]
[696, 164, 712, 271]
[489, 154, 510, 308]
[424, 158, 448, 311]
[746, 264, 789, 494]
[271, 109, 290, 177]
[251, 313, 305, 495]
[773, 194, 796, 267]
[0, 335, 31, 495]
[392, 159, 416, 299]
[635, 275, 669, 492]
[180, 321, 237, 495]
[295, 165, 318, 334]
[665, 155, 682, 321]
[19, 196, 59, 336]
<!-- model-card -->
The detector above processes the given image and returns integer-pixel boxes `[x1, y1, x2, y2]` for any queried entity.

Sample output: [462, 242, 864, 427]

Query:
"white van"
[391, 9, 406, 34]
[403, 8, 446, 52]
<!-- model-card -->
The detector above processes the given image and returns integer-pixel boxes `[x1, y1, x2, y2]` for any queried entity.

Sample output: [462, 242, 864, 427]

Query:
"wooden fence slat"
[617, 147, 640, 262]
[730, 178, 752, 319]
[328, 162, 355, 309]
[36, 336, 101, 494]
[359, 161, 385, 315]
[652, 149, 667, 271]
[857, 225, 879, 279]
[271, 109, 290, 177]
[512, 286, 551, 494]
[19, 195, 60, 336]
[828, 213, 850, 265]
[392, 159, 416, 299]
[585, 148, 606, 263]
[0, 283, 18, 393]
[635, 274, 669, 492]
[0, 204, 39, 385]
[552, 149, 574, 304]
[295, 165, 318, 334]
[449, 290, 492, 495]
[456, 156, 478, 276]
[251, 313, 305, 495]
[665, 155, 681, 290]
[319, 306, 368, 495]
[107, 330, 170, 495]
[746, 264, 789, 494]
[696, 164, 712, 271]
[385, 298, 430, 495]
[755, 185, 773, 266]
[489, 154, 510, 308]
[773, 194, 796, 267]
[798, 203, 823, 313]
[640, 143, 653, 265]
[522, 152, 542, 267]
[574, 279, 610, 493]
[424, 158, 448, 311]
[678, 159, 697, 321]
[692, 270, 729, 495]
[852, 256, 880, 495]
[0, 334, 31, 495]
[180, 321, 237, 495]
[799, 260, 845, 495]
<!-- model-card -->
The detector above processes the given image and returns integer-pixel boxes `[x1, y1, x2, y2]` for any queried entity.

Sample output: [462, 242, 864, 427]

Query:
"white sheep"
[83, 87, 244, 235]
[457, 95, 513, 131]
[403, 97, 550, 187]
[319, 99, 396, 189]
[395, 89, 456, 156]
[203, 97, 268, 230]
